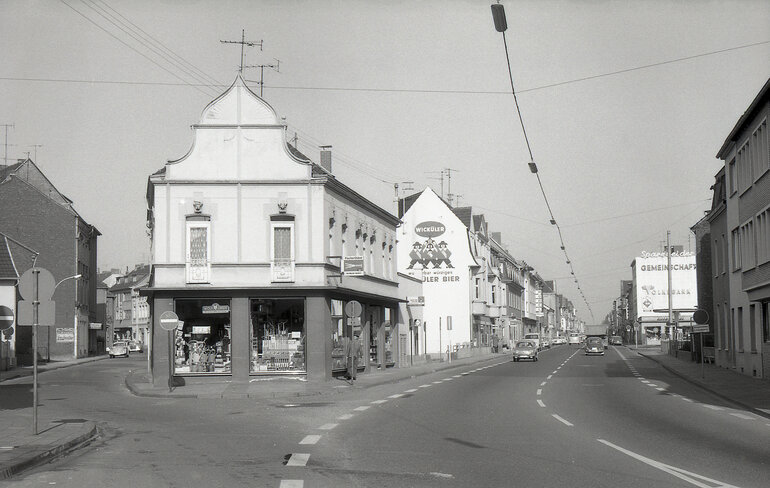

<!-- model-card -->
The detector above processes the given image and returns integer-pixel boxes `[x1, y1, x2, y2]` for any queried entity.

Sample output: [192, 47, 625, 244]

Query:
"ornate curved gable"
[165, 74, 311, 181]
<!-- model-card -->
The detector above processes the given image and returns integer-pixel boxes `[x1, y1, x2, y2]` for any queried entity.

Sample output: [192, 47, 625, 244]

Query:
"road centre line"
[353, 406, 370, 411]
[656, 388, 666, 391]
[338, 414, 354, 420]
[647, 383, 658, 387]
[453, 375, 462, 378]
[641, 380, 649, 383]
[286, 453, 310, 467]
[537, 399, 546, 408]
[318, 423, 338, 430]
[388, 393, 405, 398]
[404, 388, 418, 393]
[299, 435, 321, 445]
[371, 400, 388, 404]
[419, 384, 431, 388]
[702, 405, 723, 411]
[432, 381, 443, 384]
[540, 381, 547, 386]
[597, 439, 740, 488]
[537, 389, 542, 396]
[552, 414, 574, 426]
[547, 375, 553, 379]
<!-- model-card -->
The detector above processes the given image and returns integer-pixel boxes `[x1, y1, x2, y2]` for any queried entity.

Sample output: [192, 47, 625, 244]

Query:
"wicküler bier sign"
[407, 220, 460, 284]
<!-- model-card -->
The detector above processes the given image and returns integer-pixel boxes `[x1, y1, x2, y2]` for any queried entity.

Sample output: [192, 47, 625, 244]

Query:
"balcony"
[471, 301, 487, 316]
[487, 305, 501, 318]
[271, 258, 295, 282]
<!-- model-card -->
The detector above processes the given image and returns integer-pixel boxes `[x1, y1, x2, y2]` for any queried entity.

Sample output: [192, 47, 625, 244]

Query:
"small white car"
[552, 337, 567, 345]
[108, 341, 129, 358]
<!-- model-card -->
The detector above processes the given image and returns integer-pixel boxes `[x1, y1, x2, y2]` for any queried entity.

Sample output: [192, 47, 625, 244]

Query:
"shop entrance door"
[368, 306, 381, 367]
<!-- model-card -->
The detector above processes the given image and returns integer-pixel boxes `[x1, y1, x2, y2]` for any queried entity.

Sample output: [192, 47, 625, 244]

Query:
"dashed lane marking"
[338, 414, 354, 420]
[552, 414, 574, 426]
[299, 435, 321, 445]
[537, 400, 546, 408]
[647, 384, 658, 387]
[371, 400, 388, 404]
[641, 380, 650, 383]
[702, 405, 723, 411]
[730, 413, 755, 420]
[419, 384, 431, 388]
[656, 388, 666, 391]
[318, 423, 338, 430]
[286, 454, 310, 467]
[353, 406, 370, 411]
[547, 375, 553, 379]
[453, 375, 462, 378]
[537, 389, 542, 396]
[432, 381, 443, 384]
[279, 480, 303, 488]
[682, 398, 694, 403]
[388, 394, 405, 398]
[404, 388, 418, 393]
[540, 381, 547, 386]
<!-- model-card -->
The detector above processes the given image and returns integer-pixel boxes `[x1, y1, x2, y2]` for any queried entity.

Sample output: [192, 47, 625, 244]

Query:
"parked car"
[512, 341, 538, 362]
[610, 336, 623, 346]
[108, 341, 129, 358]
[568, 333, 581, 345]
[128, 341, 143, 353]
[541, 338, 551, 349]
[523, 333, 541, 350]
[551, 336, 566, 345]
[585, 337, 605, 356]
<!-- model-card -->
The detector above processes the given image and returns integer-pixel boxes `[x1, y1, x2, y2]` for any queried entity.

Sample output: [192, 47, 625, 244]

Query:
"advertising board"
[634, 251, 697, 319]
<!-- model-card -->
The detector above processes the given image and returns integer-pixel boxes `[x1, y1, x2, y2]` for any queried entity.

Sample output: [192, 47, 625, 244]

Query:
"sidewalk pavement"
[1, 355, 108, 480]
[631, 346, 770, 420]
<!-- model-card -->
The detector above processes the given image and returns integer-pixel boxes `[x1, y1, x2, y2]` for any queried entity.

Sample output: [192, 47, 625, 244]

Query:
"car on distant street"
[541, 338, 551, 349]
[609, 336, 623, 346]
[512, 341, 538, 362]
[568, 333, 581, 345]
[585, 337, 604, 356]
[523, 333, 541, 350]
[128, 341, 143, 353]
[551, 336, 566, 345]
[108, 341, 129, 358]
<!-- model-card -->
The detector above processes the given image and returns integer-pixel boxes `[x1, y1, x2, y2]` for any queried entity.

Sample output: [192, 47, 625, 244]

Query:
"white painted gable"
[165, 75, 312, 181]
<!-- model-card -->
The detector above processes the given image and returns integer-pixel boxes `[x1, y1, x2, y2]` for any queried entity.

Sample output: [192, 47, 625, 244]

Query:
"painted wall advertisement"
[634, 251, 697, 319]
[404, 220, 461, 283]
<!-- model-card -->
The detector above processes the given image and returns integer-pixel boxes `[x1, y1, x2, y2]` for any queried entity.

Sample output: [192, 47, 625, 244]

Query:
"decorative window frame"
[185, 216, 211, 284]
[270, 215, 295, 283]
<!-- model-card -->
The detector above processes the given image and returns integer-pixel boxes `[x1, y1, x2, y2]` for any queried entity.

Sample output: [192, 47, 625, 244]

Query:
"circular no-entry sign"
[159, 311, 180, 331]
[0, 305, 14, 331]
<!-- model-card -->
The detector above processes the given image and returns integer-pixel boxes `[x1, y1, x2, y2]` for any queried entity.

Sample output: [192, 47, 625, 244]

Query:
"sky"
[2, 0, 769, 323]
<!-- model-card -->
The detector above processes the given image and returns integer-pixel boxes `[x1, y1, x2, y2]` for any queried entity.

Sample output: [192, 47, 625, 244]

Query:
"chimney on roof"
[320, 145, 332, 173]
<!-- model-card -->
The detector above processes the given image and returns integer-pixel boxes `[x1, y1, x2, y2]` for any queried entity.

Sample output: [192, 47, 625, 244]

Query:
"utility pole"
[666, 230, 673, 341]
[1, 123, 14, 164]
[245, 59, 280, 97]
[220, 29, 263, 73]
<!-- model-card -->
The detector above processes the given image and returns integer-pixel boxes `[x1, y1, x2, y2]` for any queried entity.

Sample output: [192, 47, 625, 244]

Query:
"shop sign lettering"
[414, 221, 446, 238]
[56, 328, 75, 343]
[202, 303, 230, 314]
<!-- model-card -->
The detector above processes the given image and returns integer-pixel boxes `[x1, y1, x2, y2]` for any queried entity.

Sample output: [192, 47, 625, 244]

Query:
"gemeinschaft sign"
[640, 263, 696, 271]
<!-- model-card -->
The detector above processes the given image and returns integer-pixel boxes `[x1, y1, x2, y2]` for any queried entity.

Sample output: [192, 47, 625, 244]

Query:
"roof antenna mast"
[220, 29, 263, 73]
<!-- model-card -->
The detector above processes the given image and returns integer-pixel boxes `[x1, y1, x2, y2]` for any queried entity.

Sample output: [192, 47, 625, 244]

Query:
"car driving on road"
[585, 337, 604, 356]
[128, 341, 143, 353]
[610, 336, 623, 346]
[512, 341, 538, 362]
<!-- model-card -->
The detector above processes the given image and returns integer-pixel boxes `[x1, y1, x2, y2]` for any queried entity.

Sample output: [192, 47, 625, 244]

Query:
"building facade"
[716, 78, 770, 378]
[0, 160, 100, 362]
[145, 75, 404, 385]
[109, 265, 150, 345]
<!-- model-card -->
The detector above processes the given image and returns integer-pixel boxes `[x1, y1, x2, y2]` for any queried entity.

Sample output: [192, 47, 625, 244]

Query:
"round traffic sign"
[344, 300, 362, 318]
[159, 311, 180, 331]
[693, 309, 709, 325]
[0, 305, 13, 331]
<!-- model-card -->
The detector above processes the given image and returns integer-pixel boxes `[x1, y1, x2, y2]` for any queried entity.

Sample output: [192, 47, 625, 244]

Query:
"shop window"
[250, 298, 305, 373]
[173, 299, 231, 375]
[331, 299, 346, 372]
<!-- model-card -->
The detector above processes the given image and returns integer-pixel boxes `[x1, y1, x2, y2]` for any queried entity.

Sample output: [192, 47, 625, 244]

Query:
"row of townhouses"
[1, 74, 581, 383]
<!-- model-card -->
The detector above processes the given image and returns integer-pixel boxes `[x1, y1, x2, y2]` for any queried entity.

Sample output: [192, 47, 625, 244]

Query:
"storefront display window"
[384, 308, 394, 366]
[250, 298, 306, 373]
[331, 299, 346, 372]
[173, 299, 232, 374]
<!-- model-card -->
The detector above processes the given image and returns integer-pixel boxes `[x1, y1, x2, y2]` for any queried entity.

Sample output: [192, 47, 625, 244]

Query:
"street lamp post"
[55, 274, 81, 361]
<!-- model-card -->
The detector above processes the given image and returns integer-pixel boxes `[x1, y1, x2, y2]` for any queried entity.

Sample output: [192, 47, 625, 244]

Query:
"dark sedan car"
[585, 337, 605, 356]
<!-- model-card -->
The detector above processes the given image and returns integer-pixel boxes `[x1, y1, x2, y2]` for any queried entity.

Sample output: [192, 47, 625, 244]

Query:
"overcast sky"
[2, 0, 768, 322]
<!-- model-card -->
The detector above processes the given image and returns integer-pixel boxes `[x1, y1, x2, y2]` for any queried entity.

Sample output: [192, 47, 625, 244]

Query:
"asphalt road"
[2, 346, 769, 487]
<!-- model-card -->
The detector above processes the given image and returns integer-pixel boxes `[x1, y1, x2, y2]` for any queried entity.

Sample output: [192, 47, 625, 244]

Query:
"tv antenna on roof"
[220, 29, 263, 73]
[245, 59, 280, 97]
